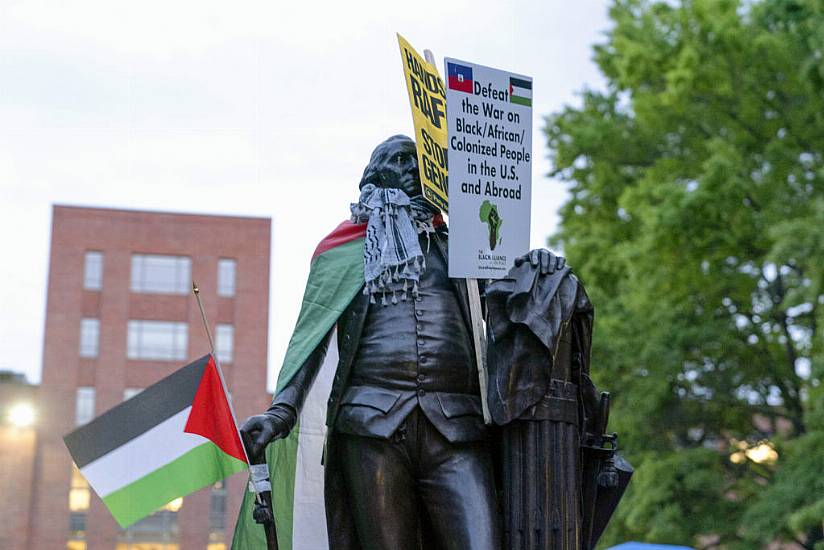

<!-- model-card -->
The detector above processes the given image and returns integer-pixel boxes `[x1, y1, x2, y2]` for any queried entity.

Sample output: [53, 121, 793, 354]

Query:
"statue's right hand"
[240, 408, 294, 461]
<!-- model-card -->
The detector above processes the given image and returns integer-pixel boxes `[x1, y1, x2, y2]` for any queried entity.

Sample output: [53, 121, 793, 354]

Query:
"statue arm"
[270, 327, 334, 413]
[240, 328, 334, 459]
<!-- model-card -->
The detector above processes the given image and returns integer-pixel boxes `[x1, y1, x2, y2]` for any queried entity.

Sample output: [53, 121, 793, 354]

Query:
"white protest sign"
[444, 57, 532, 279]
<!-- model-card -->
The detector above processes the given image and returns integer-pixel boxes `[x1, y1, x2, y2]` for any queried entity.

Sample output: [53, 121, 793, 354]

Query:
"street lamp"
[8, 402, 35, 428]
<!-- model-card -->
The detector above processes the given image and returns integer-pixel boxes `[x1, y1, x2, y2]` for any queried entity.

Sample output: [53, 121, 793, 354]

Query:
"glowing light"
[164, 497, 183, 512]
[69, 487, 91, 511]
[745, 442, 778, 464]
[8, 403, 35, 428]
[729, 451, 746, 464]
[729, 439, 778, 465]
[69, 464, 91, 511]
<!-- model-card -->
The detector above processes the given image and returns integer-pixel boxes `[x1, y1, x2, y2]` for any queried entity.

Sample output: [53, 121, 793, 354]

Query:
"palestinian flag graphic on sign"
[64, 354, 247, 528]
[509, 76, 532, 107]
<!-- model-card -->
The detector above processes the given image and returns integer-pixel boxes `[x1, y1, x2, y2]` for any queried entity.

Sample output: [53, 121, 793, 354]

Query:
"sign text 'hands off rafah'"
[397, 34, 449, 212]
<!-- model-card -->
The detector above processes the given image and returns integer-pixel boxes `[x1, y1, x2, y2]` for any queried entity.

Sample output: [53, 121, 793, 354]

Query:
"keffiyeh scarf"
[351, 183, 437, 305]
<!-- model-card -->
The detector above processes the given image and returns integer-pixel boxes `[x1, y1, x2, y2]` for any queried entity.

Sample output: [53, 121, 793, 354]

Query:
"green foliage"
[618, 448, 743, 542]
[741, 432, 824, 545]
[546, 0, 824, 547]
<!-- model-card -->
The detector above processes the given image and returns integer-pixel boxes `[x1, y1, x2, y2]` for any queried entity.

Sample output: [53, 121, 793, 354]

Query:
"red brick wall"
[29, 205, 272, 549]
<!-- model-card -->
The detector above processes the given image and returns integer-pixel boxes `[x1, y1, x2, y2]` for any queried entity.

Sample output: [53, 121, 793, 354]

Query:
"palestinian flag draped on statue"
[64, 354, 248, 528]
[232, 220, 368, 550]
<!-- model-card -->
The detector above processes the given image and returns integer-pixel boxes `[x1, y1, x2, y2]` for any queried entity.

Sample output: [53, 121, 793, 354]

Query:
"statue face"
[360, 135, 422, 198]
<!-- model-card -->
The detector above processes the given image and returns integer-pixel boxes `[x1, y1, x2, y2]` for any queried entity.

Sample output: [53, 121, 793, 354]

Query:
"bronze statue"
[241, 135, 627, 550]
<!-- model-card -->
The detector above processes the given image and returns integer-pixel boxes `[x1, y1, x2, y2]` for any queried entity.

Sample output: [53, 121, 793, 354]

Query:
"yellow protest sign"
[397, 33, 449, 212]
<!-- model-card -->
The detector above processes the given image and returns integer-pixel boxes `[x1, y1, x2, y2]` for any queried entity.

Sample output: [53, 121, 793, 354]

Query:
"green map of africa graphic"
[479, 200, 503, 250]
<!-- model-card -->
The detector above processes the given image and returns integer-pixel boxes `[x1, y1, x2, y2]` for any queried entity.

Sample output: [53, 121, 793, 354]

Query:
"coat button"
[417, 374, 425, 383]
[418, 389, 426, 396]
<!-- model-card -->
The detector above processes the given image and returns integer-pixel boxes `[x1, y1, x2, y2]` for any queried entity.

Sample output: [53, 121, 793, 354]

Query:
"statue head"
[359, 135, 421, 198]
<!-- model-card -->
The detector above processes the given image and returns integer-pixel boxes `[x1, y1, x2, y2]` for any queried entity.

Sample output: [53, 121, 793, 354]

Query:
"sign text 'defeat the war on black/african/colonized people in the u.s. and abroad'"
[444, 57, 533, 279]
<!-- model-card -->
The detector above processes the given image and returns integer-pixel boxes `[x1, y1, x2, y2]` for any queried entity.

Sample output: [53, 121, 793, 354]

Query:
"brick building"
[24, 205, 271, 549]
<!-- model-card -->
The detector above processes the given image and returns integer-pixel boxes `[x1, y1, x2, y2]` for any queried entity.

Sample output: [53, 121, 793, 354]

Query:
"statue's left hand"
[240, 407, 295, 461]
[514, 249, 566, 275]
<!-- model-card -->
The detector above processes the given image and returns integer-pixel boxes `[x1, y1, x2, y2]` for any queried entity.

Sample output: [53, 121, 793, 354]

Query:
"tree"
[544, 0, 824, 547]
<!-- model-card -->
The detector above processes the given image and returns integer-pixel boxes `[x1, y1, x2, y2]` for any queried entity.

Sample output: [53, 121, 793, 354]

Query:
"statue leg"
[337, 432, 419, 550]
[415, 414, 500, 550]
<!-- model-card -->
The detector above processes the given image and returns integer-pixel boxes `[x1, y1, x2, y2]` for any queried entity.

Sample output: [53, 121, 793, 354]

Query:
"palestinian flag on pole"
[232, 220, 367, 550]
[64, 354, 248, 528]
[509, 76, 532, 107]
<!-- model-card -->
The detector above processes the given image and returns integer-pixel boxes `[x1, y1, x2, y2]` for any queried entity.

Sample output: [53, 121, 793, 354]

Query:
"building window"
[127, 321, 188, 361]
[215, 324, 234, 364]
[68, 473, 89, 546]
[131, 254, 191, 294]
[210, 480, 227, 532]
[79, 318, 100, 358]
[119, 501, 181, 547]
[83, 251, 103, 290]
[75, 387, 95, 426]
[123, 388, 143, 401]
[217, 259, 236, 297]
[69, 464, 90, 513]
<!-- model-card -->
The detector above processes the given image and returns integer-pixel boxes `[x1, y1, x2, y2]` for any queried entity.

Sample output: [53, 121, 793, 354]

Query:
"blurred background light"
[8, 403, 36, 428]
[164, 497, 183, 512]
[729, 439, 778, 465]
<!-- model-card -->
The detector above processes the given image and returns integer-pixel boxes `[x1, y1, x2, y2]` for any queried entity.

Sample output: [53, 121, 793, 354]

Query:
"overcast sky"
[0, 0, 610, 390]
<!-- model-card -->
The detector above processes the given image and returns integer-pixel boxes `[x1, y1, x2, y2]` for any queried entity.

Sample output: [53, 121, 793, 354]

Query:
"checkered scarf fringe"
[351, 184, 436, 305]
